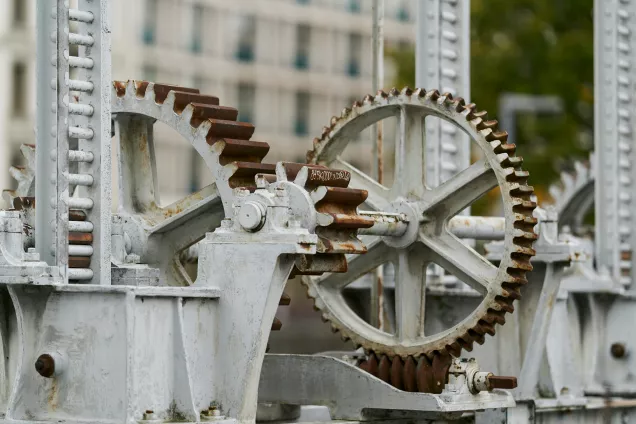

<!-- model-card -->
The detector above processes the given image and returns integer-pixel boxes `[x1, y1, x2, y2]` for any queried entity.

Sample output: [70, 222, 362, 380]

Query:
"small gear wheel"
[303, 88, 537, 388]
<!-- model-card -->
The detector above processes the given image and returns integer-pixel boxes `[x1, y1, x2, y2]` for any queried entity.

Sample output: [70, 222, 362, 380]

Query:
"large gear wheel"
[111, 80, 276, 285]
[304, 88, 537, 369]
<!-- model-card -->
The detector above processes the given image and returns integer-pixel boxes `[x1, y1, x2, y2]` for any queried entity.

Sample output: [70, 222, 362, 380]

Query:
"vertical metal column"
[52, 1, 72, 282]
[594, 0, 635, 287]
[74, 0, 112, 285]
[36, 0, 57, 266]
[416, 0, 471, 191]
[48, 1, 111, 284]
[370, 0, 385, 329]
[416, 0, 471, 285]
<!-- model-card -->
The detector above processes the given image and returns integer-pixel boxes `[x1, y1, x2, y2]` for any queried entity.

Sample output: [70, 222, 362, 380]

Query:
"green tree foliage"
[388, 0, 594, 213]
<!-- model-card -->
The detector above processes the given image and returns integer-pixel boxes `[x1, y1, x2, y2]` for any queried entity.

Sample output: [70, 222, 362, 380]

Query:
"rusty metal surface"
[487, 375, 517, 390]
[359, 352, 453, 394]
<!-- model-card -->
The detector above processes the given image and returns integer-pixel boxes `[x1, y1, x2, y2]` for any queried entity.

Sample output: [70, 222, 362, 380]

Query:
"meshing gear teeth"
[112, 80, 371, 325]
[304, 88, 537, 392]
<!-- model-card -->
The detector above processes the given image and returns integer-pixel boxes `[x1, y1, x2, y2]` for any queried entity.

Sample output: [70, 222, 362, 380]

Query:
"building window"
[143, 0, 158, 45]
[13, 0, 25, 25]
[295, 25, 311, 70]
[191, 4, 203, 53]
[12, 63, 26, 117]
[236, 15, 256, 62]
[237, 84, 255, 123]
[397, 2, 409, 22]
[295, 92, 310, 136]
[348, 0, 361, 13]
[347, 33, 362, 77]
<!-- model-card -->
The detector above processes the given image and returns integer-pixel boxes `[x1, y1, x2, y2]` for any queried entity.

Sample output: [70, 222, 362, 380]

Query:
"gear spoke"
[418, 159, 497, 219]
[418, 230, 496, 295]
[116, 114, 159, 213]
[332, 157, 391, 211]
[318, 237, 391, 290]
[394, 246, 428, 341]
[392, 107, 426, 199]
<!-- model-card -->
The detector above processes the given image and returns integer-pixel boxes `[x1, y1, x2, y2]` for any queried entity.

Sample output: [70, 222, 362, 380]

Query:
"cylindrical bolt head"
[611, 342, 628, 359]
[35, 354, 56, 378]
[238, 201, 265, 232]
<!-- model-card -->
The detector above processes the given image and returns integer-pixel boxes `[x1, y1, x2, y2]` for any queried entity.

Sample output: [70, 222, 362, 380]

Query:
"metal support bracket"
[258, 354, 514, 421]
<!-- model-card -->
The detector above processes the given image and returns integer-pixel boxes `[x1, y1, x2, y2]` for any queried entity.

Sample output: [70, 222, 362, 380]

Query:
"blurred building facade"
[0, 0, 415, 207]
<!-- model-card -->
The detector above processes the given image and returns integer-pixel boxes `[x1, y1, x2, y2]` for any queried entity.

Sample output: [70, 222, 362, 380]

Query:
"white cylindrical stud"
[68, 103, 93, 116]
[68, 56, 94, 69]
[68, 33, 94, 46]
[67, 79, 94, 92]
[68, 221, 93, 232]
[66, 197, 94, 209]
[68, 245, 93, 256]
[67, 173, 93, 186]
[69, 150, 94, 163]
[68, 268, 93, 280]
[68, 9, 94, 23]
[68, 126, 94, 139]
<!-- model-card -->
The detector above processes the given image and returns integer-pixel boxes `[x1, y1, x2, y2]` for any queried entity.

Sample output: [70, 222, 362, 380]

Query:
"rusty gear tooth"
[403, 356, 418, 392]
[416, 355, 433, 393]
[401, 86, 413, 96]
[489, 131, 509, 143]
[444, 342, 462, 357]
[389, 87, 400, 96]
[502, 156, 524, 168]
[377, 89, 389, 98]
[378, 355, 391, 383]
[441, 92, 454, 104]
[390, 356, 405, 390]
[427, 89, 440, 101]
[506, 170, 529, 183]
[271, 317, 282, 331]
[367, 353, 379, 377]
[414, 87, 426, 97]
[502, 283, 522, 300]
[495, 296, 515, 313]
[458, 337, 474, 352]
[279, 292, 291, 306]
[477, 320, 497, 336]
[485, 310, 506, 326]
[469, 330, 486, 345]
[452, 97, 466, 111]
[363, 94, 374, 104]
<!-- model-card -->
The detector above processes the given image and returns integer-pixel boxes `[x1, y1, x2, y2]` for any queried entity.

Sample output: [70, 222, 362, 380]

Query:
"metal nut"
[35, 354, 56, 378]
[611, 342, 628, 359]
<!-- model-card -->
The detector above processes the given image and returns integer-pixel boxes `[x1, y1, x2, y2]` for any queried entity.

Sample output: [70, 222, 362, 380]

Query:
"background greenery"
[388, 0, 594, 215]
